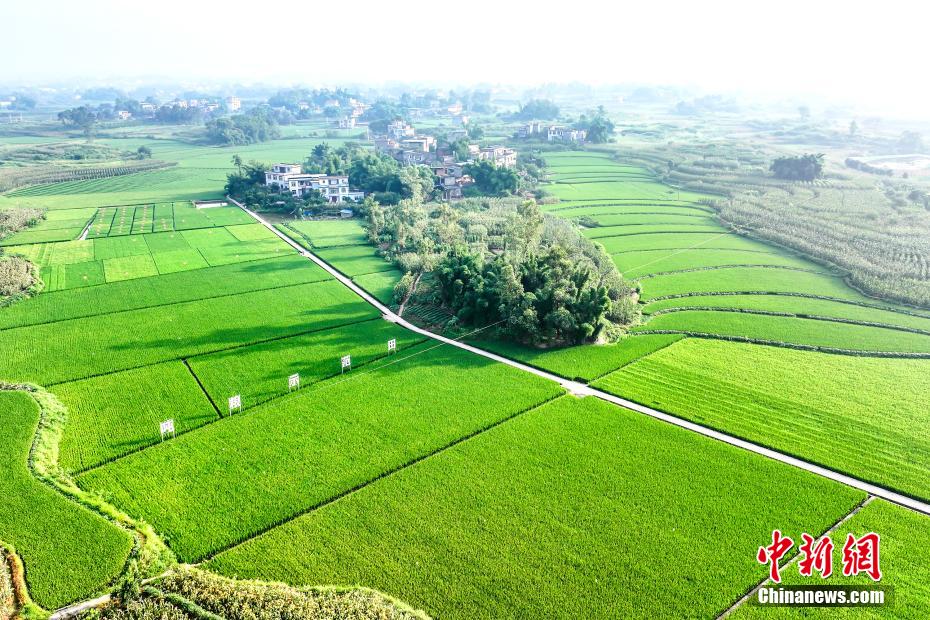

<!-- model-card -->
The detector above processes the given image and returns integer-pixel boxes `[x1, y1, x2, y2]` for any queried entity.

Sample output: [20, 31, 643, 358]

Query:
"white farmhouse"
[265, 164, 364, 203]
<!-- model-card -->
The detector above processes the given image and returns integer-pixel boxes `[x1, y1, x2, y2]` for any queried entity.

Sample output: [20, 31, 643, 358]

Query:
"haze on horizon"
[5, 0, 929, 117]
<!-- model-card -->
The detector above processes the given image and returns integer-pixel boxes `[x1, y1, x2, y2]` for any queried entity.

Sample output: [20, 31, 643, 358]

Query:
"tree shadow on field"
[107, 301, 378, 354]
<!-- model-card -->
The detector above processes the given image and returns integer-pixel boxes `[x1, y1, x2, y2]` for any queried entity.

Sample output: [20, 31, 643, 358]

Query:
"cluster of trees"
[361, 100, 409, 133]
[845, 157, 893, 176]
[369, 196, 638, 345]
[206, 109, 280, 145]
[57, 99, 207, 136]
[770, 153, 825, 181]
[304, 143, 434, 204]
[512, 99, 560, 120]
[463, 160, 520, 196]
[574, 106, 616, 143]
[1, 94, 36, 110]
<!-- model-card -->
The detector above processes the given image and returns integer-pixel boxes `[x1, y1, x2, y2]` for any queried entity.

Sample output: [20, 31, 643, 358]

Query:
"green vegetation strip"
[638, 266, 865, 302]
[77, 344, 564, 561]
[0, 279, 378, 385]
[0, 391, 132, 609]
[594, 338, 930, 502]
[634, 310, 930, 354]
[0, 255, 330, 330]
[207, 396, 863, 620]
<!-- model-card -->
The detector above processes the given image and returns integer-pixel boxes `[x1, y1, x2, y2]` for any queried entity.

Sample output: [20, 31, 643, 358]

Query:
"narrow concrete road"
[234, 199, 930, 518]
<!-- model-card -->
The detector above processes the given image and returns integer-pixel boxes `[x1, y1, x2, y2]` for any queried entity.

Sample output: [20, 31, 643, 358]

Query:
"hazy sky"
[5, 0, 928, 115]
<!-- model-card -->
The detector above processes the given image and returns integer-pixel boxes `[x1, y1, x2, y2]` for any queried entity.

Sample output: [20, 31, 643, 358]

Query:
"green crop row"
[633, 310, 930, 353]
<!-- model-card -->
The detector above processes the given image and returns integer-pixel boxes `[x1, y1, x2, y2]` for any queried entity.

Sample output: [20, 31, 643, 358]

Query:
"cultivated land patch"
[614, 248, 820, 278]
[594, 338, 930, 502]
[77, 344, 564, 561]
[207, 396, 864, 620]
[637, 266, 854, 302]
[643, 294, 930, 333]
[188, 318, 426, 411]
[0, 391, 132, 609]
[0, 255, 328, 330]
[314, 244, 396, 277]
[0, 279, 378, 385]
[55, 361, 219, 472]
[281, 219, 369, 248]
[633, 310, 930, 353]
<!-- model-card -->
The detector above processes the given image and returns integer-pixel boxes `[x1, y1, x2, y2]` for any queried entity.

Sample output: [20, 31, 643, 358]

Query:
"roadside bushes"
[156, 567, 429, 620]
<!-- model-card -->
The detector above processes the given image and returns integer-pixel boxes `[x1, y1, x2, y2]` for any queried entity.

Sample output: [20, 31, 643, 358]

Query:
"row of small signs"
[160, 339, 399, 440]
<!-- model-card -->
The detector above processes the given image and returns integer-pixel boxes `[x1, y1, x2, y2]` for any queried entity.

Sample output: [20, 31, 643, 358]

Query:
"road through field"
[232, 198, 930, 518]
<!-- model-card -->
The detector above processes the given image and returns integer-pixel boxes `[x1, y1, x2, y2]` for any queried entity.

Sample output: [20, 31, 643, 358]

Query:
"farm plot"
[55, 362, 218, 472]
[576, 213, 720, 227]
[103, 253, 159, 282]
[0, 279, 378, 385]
[594, 338, 930, 502]
[206, 395, 863, 620]
[130, 203, 154, 234]
[612, 248, 818, 278]
[733, 499, 930, 619]
[93, 234, 150, 260]
[634, 310, 930, 353]
[644, 293, 930, 332]
[188, 318, 425, 410]
[595, 232, 768, 254]
[637, 266, 859, 302]
[77, 344, 564, 561]
[152, 202, 174, 232]
[584, 223, 730, 238]
[107, 206, 136, 236]
[0, 392, 132, 609]
[0, 255, 328, 329]
[472, 333, 684, 381]
[151, 248, 209, 273]
[314, 244, 396, 277]
[85, 207, 116, 238]
[553, 203, 713, 217]
[0, 210, 92, 246]
[281, 219, 369, 248]
[354, 269, 403, 305]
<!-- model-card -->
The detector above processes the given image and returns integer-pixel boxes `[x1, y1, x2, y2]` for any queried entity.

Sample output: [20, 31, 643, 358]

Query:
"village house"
[338, 116, 356, 129]
[140, 102, 157, 114]
[401, 136, 436, 153]
[226, 96, 241, 112]
[116, 110, 132, 121]
[387, 120, 416, 140]
[478, 146, 517, 168]
[265, 164, 365, 203]
[547, 125, 586, 143]
[447, 102, 464, 115]
[430, 162, 471, 200]
[445, 128, 468, 141]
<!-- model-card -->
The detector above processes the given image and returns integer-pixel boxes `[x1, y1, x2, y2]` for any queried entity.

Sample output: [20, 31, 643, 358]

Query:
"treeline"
[369, 196, 639, 345]
[845, 158, 893, 176]
[770, 153, 825, 181]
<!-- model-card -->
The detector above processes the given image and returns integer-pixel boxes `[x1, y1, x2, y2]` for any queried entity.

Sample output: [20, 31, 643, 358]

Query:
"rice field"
[0, 279, 378, 385]
[77, 344, 564, 561]
[281, 219, 369, 248]
[0, 392, 132, 609]
[594, 338, 930, 502]
[55, 362, 218, 472]
[206, 396, 864, 619]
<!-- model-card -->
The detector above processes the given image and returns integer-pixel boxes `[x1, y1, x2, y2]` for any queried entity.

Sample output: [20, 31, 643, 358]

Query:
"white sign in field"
[288, 373, 300, 391]
[341, 354, 352, 372]
[228, 394, 242, 414]
[159, 419, 175, 440]
[388, 338, 397, 353]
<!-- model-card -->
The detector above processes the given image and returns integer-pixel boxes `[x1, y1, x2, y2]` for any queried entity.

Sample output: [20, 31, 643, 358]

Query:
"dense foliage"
[463, 160, 519, 196]
[770, 153, 825, 181]
[368, 196, 638, 344]
[513, 98, 560, 120]
[156, 566, 428, 620]
[575, 106, 616, 143]
[206, 109, 280, 145]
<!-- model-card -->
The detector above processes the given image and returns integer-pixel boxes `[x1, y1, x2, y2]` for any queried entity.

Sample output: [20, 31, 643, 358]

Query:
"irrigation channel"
[231, 198, 930, 519]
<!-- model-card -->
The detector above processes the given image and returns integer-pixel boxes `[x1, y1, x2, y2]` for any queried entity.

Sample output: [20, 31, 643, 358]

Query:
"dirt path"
[235, 197, 930, 519]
